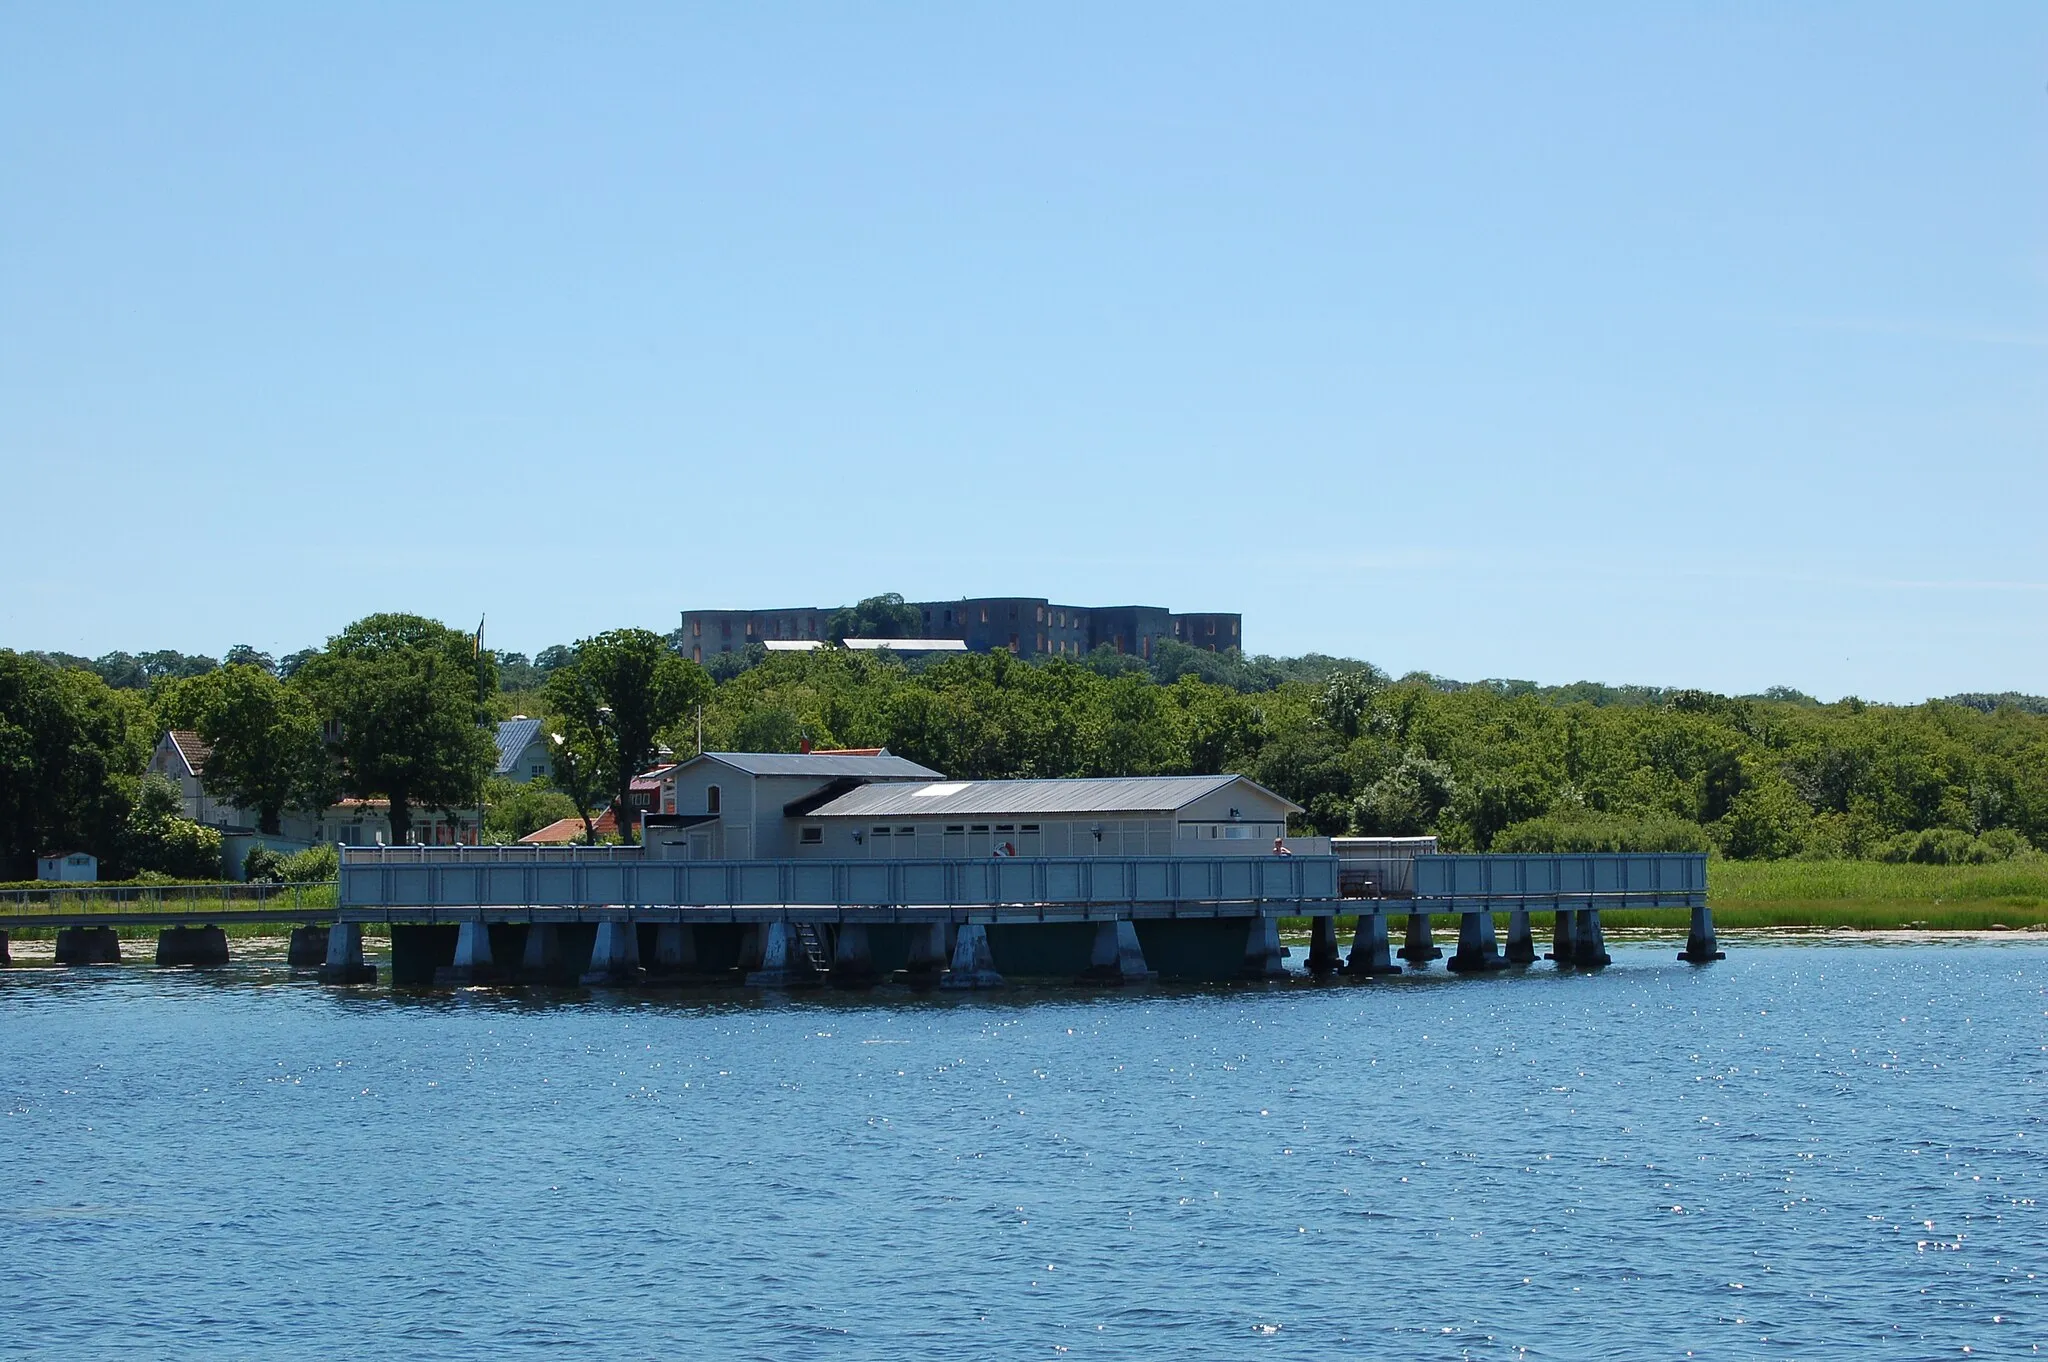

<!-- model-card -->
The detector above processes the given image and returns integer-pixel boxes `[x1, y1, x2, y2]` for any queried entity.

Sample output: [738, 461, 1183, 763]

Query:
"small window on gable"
[707, 785, 721, 814]
[799, 826, 822, 845]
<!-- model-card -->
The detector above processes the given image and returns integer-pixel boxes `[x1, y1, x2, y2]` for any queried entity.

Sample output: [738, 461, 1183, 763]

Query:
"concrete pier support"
[1081, 920, 1156, 984]
[1678, 904, 1725, 963]
[318, 923, 376, 984]
[1570, 909, 1612, 968]
[1546, 907, 1578, 964]
[1306, 917, 1342, 975]
[903, 922, 950, 983]
[435, 920, 497, 985]
[521, 923, 564, 980]
[55, 926, 121, 965]
[1345, 911, 1400, 975]
[287, 926, 329, 968]
[744, 921, 819, 988]
[939, 923, 1004, 989]
[649, 923, 698, 976]
[581, 918, 643, 985]
[1447, 911, 1509, 973]
[1240, 917, 1287, 981]
[1504, 907, 1538, 965]
[828, 923, 879, 985]
[156, 925, 229, 968]
[1398, 911, 1442, 968]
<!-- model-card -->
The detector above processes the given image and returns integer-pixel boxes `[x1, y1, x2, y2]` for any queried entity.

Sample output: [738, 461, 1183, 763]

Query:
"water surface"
[2, 941, 2042, 1359]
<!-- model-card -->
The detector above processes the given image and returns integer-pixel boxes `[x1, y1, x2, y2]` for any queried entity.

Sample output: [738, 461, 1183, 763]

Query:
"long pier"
[0, 850, 1720, 985]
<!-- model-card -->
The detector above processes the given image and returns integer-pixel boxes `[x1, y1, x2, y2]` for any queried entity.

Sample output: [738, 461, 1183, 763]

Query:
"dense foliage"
[652, 650, 2048, 859]
[7, 620, 2045, 872]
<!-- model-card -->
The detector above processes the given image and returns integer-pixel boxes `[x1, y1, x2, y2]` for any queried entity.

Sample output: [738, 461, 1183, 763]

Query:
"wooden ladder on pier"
[795, 923, 831, 974]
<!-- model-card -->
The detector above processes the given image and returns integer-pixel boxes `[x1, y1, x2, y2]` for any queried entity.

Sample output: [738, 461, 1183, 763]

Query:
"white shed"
[37, 851, 99, 882]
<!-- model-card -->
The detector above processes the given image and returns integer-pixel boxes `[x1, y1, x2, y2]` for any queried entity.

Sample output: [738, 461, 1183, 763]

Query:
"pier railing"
[338, 852, 1341, 914]
[1407, 853, 1707, 910]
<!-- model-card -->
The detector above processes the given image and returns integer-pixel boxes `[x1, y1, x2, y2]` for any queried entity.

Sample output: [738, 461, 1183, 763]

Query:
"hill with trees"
[6, 617, 2044, 877]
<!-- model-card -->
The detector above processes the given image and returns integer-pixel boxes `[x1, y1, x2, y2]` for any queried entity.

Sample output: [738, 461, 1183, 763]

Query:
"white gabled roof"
[802, 774, 1299, 820]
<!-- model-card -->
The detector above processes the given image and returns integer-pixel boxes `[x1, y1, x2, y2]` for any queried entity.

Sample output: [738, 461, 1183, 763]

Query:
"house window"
[800, 826, 822, 845]
[897, 826, 915, 838]
[531, 763, 547, 778]
[979, 607, 988, 623]
[871, 826, 892, 839]
[1020, 824, 1039, 834]
[707, 785, 721, 815]
[970, 824, 989, 834]
[692, 620, 701, 637]
[945, 825, 965, 834]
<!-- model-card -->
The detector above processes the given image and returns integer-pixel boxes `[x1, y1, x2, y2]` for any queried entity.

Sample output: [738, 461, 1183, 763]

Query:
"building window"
[707, 785, 721, 814]
[970, 824, 989, 834]
[531, 763, 547, 778]
[897, 826, 915, 837]
[800, 826, 822, 845]
[980, 607, 988, 623]
[692, 620, 701, 637]
[945, 825, 965, 834]
[871, 826, 892, 839]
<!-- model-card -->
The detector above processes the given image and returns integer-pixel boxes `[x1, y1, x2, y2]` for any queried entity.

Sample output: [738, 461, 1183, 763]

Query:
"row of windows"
[800, 823, 1045, 843]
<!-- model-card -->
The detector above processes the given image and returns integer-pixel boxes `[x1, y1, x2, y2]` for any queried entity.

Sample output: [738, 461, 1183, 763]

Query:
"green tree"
[161, 664, 334, 835]
[297, 614, 498, 846]
[544, 629, 709, 843]
[542, 720, 609, 844]
[0, 652, 152, 879]
[827, 593, 921, 642]
[481, 778, 580, 842]
[122, 773, 224, 879]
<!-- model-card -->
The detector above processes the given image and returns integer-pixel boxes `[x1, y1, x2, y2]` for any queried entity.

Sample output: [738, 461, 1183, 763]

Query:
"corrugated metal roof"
[494, 718, 544, 775]
[686, 751, 944, 780]
[840, 637, 969, 652]
[803, 774, 1299, 819]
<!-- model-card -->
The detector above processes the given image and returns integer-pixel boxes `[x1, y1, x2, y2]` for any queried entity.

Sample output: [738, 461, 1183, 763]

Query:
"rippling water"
[2, 938, 2042, 1359]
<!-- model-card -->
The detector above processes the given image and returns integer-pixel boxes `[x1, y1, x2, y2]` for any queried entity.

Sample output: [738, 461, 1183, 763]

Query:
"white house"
[790, 774, 1300, 859]
[494, 717, 552, 785]
[645, 749, 944, 860]
[641, 751, 1306, 861]
[148, 729, 480, 862]
[37, 851, 98, 882]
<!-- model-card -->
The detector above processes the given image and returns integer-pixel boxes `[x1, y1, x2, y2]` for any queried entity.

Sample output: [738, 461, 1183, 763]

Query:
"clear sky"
[3, 3, 2041, 702]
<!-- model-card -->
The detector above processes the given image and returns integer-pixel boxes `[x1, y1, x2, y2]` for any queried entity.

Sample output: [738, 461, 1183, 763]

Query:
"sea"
[1, 935, 2042, 1360]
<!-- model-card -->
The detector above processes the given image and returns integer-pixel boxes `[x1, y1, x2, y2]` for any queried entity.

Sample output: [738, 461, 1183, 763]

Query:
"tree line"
[0, 616, 705, 880]
[7, 610, 2045, 880]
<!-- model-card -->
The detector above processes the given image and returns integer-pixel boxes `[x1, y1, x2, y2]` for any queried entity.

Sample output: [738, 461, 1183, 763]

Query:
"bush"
[1493, 809, 1711, 854]
[481, 780, 579, 842]
[280, 843, 340, 882]
[243, 843, 288, 883]
[1874, 827, 2036, 866]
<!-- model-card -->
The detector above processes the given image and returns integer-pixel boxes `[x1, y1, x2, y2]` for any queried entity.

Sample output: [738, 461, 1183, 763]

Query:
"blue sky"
[3, 3, 2041, 702]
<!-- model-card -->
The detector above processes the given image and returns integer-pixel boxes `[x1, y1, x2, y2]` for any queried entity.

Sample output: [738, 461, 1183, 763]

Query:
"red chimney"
[799, 736, 813, 754]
